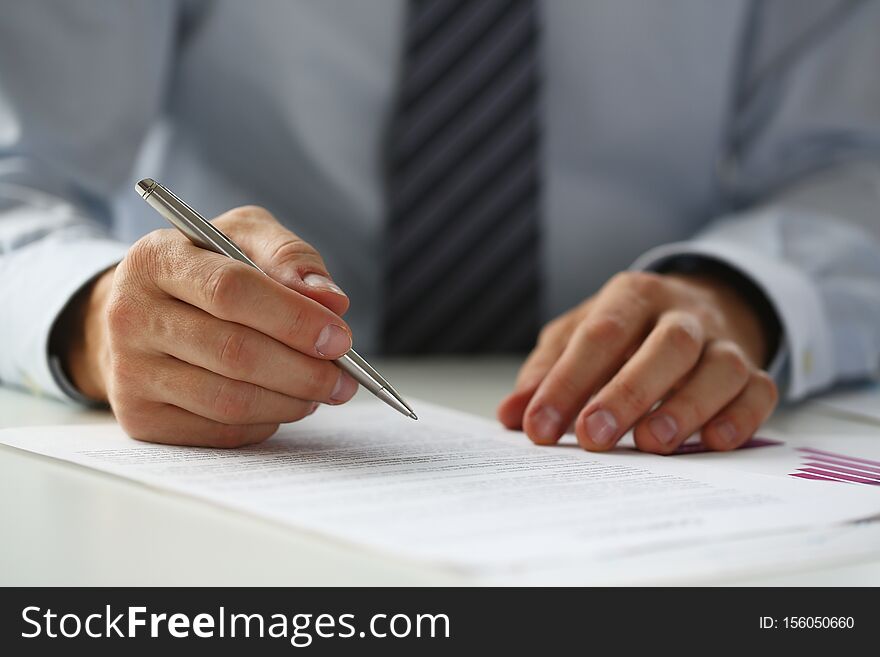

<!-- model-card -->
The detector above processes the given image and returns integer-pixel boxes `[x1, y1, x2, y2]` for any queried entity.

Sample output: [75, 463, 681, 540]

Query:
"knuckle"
[583, 314, 627, 345]
[537, 317, 567, 345]
[263, 239, 326, 290]
[550, 370, 582, 401]
[238, 204, 272, 219]
[709, 341, 750, 380]
[607, 270, 636, 291]
[305, 362, 339, 400]
[268, 238, 324, 273]
[203, 261, 241, 312]
[105, 295, 141, 336]
[662, 315, 703, 358]
[536, 321, 555, 343]
[217, 329, 252, 375]
[120, 234, 161, 288]
[613, 378, 649, 416]
[754, 371, 779, 406]
[272, 237, 319, 260]
[693, 305, 724, 333]
[284, 303, 311, 344]
[670, 394, 705, 428]
[513, 358, 547, 392]
[211, 379, 258, 423]
[126, 232, 159, 266]
[222, 205, 272, 226]
[622, 270, 663, 296]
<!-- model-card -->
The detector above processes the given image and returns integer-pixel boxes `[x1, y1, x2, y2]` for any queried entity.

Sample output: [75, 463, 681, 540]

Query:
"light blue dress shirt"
[1, 0, 879, 403]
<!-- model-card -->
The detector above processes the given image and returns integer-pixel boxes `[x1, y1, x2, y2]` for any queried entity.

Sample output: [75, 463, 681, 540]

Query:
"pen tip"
[409, 412, 419, 420]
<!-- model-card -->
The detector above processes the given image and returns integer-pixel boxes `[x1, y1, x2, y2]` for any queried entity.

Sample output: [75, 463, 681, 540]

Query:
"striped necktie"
[382, 0, 543, 354]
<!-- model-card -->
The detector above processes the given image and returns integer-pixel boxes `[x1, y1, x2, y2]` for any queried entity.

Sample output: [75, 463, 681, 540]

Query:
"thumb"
[212, 205, 350, 316]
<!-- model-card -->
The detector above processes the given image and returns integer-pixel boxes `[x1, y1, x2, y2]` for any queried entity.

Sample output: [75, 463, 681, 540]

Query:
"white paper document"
[1, 401, 878, 577]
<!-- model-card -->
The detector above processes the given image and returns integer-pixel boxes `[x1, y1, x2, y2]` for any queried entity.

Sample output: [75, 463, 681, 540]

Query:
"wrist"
[51, 267, 115, 401]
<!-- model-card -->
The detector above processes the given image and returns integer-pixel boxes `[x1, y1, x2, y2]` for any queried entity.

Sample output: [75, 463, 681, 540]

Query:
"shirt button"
[802, 350, 813, 375]
[21, 372, 43, 397]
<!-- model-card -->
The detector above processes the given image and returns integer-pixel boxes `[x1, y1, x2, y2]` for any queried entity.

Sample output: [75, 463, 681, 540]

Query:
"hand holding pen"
[58, 180, 414, 447]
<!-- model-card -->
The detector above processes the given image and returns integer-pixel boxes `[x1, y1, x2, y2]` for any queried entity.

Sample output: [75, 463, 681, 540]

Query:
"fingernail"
[330, 372, 358, 403]
[649, 414, 678, 446]
[315, 324, 351, 357]
[530, 406, 562, 442]
[304, 273, 346, 296]
[585, 409, 618, 447]
[714, 419, 738, 445]
[307, 402, 319, 415]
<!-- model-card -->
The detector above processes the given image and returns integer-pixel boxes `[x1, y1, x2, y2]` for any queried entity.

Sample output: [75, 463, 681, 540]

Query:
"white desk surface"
[2, 357, 878, 586]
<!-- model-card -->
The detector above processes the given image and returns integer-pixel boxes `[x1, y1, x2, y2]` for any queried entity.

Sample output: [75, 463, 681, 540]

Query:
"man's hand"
[497, 271, 779, 453]
[62, 206, 357, 447]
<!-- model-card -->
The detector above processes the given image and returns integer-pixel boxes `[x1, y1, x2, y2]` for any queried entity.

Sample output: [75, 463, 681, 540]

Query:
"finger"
[146, 355, 315, 425]
[147, 239, 353, 359]
[148, 300, 358, 404]
[521, 291, 656, 445]
[701, 371, 779, 451]
[117, 401, 280, 448]
[575, 310, 704, 451]
[516, 313, 582, 392]
[213, 207, 349, 315]
[497, 393, 530, 431]
[632, 340, 751, 454]
[497, 314, 578, 430]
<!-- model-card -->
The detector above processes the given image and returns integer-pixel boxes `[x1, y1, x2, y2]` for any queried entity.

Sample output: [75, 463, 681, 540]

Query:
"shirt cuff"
[631, 240, 835, 400]
[2, 237, 127, 403]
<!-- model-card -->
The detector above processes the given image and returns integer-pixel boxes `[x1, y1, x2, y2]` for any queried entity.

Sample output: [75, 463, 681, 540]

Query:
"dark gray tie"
[382, 0, 543, 354]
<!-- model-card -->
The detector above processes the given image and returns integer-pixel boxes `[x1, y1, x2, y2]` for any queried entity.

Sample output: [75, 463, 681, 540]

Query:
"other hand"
[497, 271, 779, 454]
[62, 206, 357, 446]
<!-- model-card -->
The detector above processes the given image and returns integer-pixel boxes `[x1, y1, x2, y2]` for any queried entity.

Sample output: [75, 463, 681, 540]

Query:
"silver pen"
[135, 178, 418, 420]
